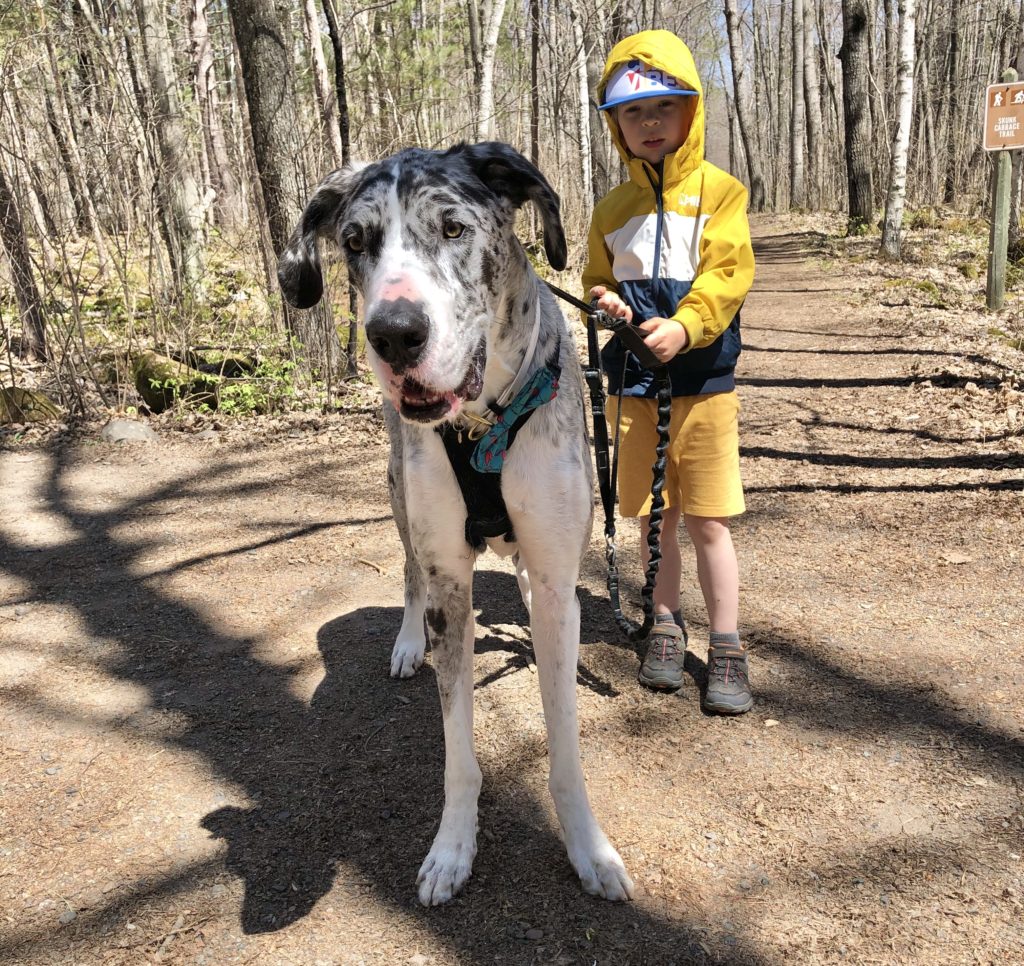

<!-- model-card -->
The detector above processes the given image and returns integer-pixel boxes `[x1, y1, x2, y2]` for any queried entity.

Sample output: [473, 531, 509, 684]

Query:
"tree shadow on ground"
[3, 440, 1021, 964]
[742, 625, 1024, 783]
[742, 445, 1024, 472]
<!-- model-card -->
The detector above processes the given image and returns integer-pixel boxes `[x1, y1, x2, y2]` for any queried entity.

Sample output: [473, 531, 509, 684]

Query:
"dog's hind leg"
[522, 553, 634, 901]
[385, 405, 427, 678]
[416, 566, 481, 905]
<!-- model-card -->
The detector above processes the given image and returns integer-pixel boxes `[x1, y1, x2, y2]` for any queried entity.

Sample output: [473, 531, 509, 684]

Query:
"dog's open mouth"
[399, 340, 486, 423]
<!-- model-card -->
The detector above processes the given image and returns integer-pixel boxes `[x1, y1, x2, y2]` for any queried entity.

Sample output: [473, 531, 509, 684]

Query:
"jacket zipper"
[644, 160, 666, 296]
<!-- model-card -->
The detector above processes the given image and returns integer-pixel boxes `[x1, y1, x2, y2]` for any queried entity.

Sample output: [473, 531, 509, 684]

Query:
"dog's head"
[279, 143, 566, 425]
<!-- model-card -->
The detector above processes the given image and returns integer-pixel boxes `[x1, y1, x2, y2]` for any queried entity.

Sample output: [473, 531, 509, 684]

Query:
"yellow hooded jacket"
[583, 30, 755, 397]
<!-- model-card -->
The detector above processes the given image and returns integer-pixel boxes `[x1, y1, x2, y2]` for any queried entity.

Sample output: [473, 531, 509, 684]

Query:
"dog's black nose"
[365, 298, 430, 372]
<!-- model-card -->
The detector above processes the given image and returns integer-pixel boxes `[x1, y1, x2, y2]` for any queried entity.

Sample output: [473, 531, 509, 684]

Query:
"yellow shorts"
[607, 391, 745, 519]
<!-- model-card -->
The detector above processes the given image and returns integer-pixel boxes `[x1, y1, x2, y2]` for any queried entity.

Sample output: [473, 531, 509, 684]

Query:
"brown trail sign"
[984, 81, 1024, 152]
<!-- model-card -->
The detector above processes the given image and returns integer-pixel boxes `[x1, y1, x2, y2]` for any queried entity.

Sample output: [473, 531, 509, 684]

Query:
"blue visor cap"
[600, 60, 697, 111]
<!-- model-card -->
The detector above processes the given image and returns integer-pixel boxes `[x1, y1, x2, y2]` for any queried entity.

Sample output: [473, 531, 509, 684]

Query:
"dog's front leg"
[528, 567, 634, 901]
[385, 403, 426, 678]
[416, 567, 481, 905]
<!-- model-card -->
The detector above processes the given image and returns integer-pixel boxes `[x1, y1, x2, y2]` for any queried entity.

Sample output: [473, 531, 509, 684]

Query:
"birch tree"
[880, 0, 916, 258]
[476, 0, 509, 139]
[570, 0, 593, 223]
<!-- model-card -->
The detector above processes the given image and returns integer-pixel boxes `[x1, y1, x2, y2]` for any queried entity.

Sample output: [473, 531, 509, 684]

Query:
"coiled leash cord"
[545, 282, 673, 643]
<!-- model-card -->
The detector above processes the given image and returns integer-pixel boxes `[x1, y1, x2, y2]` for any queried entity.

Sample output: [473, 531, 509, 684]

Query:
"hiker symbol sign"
[984, 82, 1024, 151]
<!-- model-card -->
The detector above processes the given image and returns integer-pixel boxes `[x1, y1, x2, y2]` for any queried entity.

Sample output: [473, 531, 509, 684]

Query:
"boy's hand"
[589, 286, 633, 323]
[639, 316, 689, 362]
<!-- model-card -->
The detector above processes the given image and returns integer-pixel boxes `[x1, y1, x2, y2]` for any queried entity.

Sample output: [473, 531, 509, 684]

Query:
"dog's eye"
[442, 220, 465, 239]
[344, 231, 364, 253]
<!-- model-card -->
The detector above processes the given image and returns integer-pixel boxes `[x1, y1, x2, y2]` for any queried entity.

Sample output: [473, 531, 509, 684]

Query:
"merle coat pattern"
[279, 143, 633, 906]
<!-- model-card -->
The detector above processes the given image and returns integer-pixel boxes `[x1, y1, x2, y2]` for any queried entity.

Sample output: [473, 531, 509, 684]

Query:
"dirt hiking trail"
[1, 219, 1022, 965]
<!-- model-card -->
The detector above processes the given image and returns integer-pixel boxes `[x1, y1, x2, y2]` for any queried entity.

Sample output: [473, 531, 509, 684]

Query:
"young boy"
[582, 30, 756, 714]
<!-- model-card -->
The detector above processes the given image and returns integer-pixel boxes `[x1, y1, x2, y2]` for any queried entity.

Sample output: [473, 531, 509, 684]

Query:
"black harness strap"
[437, 428, 516, 551]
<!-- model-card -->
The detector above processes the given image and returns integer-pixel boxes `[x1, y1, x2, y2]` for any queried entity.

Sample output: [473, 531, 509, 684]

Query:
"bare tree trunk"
[570, 0, 592, 225]
[322, 0, 359, 377]
[302, 0, 344, 168]
[724, 0, 766, 210]
[0, 163, 47, 361]
[1010, 38, 1024, 247]
[321, 0, 350, 164]
[135, 0, 206, 297]
[753, 2, 779, 208]
[840, 0, 875, 231]
[36, 0, 110, 274]
[791, 0, 807, 208]
[476, 0, 508, 139]
[880, 0, 916, 258]
[228, 0, 341, 378]
[1, 83, 56, 271]
[803, 0, 825, 208]
[190, 0, 241, 230]
[530, 0, 540, 169]
[466, 0, 484, 131]
[587, 5, 612, 203]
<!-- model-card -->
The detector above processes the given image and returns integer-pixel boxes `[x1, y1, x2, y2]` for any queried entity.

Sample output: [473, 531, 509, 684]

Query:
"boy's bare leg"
[684, 513, 752, 713]
[682, 514, 738, 632]
[639, 506, 683, 621]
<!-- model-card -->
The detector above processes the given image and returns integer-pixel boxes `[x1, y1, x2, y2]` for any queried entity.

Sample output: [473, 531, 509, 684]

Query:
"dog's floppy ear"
[278, 166, 363, 310]
[461, 142, 568, 271]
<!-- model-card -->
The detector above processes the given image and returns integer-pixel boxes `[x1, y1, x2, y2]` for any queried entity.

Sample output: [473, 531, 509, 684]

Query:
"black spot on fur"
[425, 606, 447, 636]
[481, 251, 496, 290]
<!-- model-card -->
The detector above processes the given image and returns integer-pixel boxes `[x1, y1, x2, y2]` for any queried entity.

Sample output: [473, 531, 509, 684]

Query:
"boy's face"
[615, 97, 690, 165]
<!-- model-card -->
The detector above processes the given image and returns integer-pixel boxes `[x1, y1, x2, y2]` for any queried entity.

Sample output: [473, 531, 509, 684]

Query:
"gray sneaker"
[638, 621, 687, 691]
[703, 644, 753, 714]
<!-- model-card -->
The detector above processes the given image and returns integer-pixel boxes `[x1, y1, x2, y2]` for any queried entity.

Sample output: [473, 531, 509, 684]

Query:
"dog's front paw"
[390, 637, 425, 678]
[416, 838, 476, 906]
[569, 840, 634, 902]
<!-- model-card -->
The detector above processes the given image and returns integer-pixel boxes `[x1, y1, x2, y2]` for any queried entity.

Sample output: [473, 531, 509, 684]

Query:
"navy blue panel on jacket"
[601, 277, 742, 397]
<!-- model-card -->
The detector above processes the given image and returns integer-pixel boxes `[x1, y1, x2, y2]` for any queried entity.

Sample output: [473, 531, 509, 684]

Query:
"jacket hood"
[598, 30, 704, 185]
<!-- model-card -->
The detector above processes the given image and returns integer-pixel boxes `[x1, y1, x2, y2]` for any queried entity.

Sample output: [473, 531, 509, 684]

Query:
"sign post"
[985, 68, 1022, 310]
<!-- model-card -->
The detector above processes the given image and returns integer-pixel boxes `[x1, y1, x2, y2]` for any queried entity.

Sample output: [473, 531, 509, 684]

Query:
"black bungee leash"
[545, 281, 673, 644]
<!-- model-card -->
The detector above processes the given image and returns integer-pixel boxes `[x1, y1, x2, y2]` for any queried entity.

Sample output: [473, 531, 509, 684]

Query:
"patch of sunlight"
[0, 451, 82, 548]
[0, 647, 47, 685]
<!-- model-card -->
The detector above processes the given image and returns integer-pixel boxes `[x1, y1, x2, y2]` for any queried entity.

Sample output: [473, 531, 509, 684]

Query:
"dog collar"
[452, 296, 545, 440]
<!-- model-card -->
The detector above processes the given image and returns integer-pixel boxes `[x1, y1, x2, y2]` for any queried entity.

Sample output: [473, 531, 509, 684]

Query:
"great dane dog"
[278, 142, 633, 906]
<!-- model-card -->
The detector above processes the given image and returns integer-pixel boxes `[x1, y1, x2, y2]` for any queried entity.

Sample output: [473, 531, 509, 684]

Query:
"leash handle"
[544, 281, 666, 373]
[599, 313, 665, 372]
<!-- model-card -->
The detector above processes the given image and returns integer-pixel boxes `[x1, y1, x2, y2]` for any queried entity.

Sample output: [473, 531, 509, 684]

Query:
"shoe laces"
[648, 625, 684, 662]
[708, 648, 748, 684]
